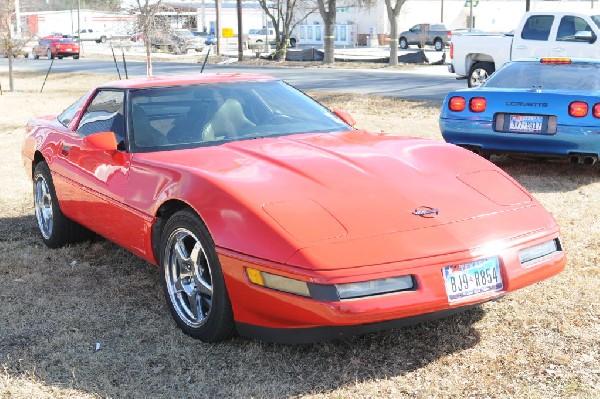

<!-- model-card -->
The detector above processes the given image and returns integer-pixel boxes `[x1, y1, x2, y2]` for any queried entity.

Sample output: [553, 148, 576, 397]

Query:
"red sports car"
[32, 36, 80, 59]
[22, 74, 566, 343]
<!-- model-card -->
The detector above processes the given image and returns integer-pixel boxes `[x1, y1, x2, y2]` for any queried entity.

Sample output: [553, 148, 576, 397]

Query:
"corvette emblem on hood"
[412, 206, 440, 218]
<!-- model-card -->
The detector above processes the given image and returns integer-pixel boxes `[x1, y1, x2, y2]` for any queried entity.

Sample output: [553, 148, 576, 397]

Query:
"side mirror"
[574, 30, 596, 43]
[333, 109, 356, 127]
[83, 131, 118, 152]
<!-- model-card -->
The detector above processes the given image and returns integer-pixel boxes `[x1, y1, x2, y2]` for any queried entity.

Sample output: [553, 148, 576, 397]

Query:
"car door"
[512, 14, 555, 59]
[550, 15, 599, 57]
[52, 89, 137, 246]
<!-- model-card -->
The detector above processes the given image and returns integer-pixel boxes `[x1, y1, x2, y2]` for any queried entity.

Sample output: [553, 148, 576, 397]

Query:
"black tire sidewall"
[33, 162, 66, 248]
[159, 210, 234, 342]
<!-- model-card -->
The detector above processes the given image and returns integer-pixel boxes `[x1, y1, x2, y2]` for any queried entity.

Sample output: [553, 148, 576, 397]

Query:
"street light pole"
[237, 0, 243, 61]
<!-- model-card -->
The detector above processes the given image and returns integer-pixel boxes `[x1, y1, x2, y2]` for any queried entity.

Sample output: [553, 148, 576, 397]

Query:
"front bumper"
[440, 118, 600, 156]
[219, 226, 565, 344]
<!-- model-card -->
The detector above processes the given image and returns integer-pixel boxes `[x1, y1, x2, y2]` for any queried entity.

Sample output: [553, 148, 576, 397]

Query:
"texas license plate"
[508, 115, 543, 133]
[442, 257, 503, 302]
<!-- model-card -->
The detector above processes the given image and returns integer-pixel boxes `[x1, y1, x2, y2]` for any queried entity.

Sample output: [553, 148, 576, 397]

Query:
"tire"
[33, 162, 92, 248]
[34, 54, 39, 59]
[468, 61, 495, 88]
[399, 37, 408, 49]
[289, 38, 297, 48]
[434, 38, 443, 51]
[57, 56, 63, 59]
[100, 36, 107, 43]
[47, 49, 54, 59]
[73, 54, 80, 59]
[160, 210, 235, 342]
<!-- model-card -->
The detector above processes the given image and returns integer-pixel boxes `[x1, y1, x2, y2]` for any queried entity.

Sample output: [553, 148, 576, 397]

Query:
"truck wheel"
[434, 38, 443, 51]
[289, 38, 297, 48]
[468, 62, 495, 88]
[100, 36, 107, 43]
[399, 37, 408, 49]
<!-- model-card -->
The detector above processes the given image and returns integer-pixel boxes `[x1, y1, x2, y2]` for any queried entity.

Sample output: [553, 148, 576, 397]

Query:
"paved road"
[0, 56, 464, 101]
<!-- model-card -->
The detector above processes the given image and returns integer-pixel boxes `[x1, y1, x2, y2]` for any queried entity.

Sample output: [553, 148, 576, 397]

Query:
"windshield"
[128, 80, 350, 152]
[483, 61, 600, 90]
[592, 15, 600, 29]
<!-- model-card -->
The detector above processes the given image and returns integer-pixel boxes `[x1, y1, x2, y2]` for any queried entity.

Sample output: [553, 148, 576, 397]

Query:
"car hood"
[137, 130, 550, 269]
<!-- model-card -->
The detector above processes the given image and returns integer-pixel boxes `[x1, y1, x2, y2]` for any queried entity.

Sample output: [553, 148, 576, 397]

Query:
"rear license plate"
[508, 115, 543, 133]
[442, 257, 503, 302]
[66, 48, 72, 51]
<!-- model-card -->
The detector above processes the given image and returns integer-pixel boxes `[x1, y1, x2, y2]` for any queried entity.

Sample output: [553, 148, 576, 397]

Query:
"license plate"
[442, 257, 503, 302]
[66, 48, 72, 51]
[508, 115, 543, 133]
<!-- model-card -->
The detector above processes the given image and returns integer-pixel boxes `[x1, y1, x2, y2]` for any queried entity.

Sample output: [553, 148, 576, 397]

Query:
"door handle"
[551, 47, 564, 51]
[61, 145, 71, 156]
[515, 45, 526, 49]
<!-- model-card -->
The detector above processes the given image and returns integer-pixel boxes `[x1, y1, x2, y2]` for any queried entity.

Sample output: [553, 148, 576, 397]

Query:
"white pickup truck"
[448, 11, 600, 87]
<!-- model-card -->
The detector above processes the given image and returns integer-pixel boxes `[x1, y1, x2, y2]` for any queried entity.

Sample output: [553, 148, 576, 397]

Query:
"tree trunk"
[317, 0, 336, 65]
[323, 18, 334, 64]
[145, 40, 153, 77]
[389, 16, 398, 66]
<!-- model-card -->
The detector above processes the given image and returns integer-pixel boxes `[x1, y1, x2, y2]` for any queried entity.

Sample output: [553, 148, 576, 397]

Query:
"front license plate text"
[443, 257, 503, 302]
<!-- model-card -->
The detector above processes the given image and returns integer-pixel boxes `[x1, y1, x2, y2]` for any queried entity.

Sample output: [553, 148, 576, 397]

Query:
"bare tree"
[316, 0, 335, 64]
[131, 0, 170, 77]
[0, 0, 17, 91]
[384, 0, 407, 66]
[257, 0, 317, 61]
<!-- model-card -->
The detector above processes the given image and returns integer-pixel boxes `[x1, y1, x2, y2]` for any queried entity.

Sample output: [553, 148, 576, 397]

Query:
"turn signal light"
[540, 57, 571, 64]
[469, 97, 487, 113]
[569, 101, 588, 117]
[449, 96, 466, 112]
[593, 103, 600, 118]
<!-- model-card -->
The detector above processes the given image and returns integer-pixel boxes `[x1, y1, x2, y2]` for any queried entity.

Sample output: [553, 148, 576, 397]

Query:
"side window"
[57, 91, 90, 128]
[77, 90, 125, 142]
[557, 16, 592, 41]
[521, 15, 554, 41]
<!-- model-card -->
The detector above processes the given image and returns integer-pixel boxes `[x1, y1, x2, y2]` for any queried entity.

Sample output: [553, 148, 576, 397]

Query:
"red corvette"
[22, 74, 566, 343]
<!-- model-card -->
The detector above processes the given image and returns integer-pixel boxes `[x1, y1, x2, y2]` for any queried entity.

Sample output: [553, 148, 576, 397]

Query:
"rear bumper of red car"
[219, 227, 566, 344]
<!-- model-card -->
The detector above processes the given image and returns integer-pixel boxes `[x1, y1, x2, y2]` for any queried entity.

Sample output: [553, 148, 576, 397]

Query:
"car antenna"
[110, 44, 122, 80]
[201, 47, 211, 73]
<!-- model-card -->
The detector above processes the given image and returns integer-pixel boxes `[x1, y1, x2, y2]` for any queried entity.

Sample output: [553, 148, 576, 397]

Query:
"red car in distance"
[22, 74, 566, 344]
[32, 36, 80, 59]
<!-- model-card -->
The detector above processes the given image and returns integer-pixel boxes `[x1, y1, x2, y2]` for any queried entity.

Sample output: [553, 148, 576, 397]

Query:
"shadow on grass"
[491, 156, 599, 194]
[0, 215, 485, 398]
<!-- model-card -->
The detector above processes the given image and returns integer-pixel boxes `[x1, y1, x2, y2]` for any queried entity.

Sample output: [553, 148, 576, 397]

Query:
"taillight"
[469, 97, 487, 113]
[569, 101, 588, 117]
[449, 42, 454, 59]
[540, 57, 571, 64]
[449, 96, 466, 112]
[593, 103, 600, 118]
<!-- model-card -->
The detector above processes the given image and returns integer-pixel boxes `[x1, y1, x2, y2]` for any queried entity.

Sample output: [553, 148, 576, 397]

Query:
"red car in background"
[22, 74, 565, 344]
[32, 36, 80, 59]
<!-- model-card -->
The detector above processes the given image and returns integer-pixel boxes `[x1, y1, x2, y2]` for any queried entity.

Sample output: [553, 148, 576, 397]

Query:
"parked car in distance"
[247, 28, 296, 48]
[22, 73, 565, 344]
[399, 23, 451, 51]
[449, 11, 600, 87]
[32, 36, 80, 59]
[150, 29, 204, 54]
[192, 31, 217, 45]
[441, 57, 600, 164]
[73, 28, 111, 43]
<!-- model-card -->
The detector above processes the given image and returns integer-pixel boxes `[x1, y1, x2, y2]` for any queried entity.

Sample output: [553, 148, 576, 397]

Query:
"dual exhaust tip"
[569, 154, 598, 165]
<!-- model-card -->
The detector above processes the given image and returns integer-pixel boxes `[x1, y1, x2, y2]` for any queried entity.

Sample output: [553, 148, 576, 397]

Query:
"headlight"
[246, 268, 415, 301]
[519, 238, 562, 267]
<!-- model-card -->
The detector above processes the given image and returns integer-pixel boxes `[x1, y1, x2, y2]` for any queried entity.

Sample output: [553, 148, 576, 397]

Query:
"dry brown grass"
[0, 71, 598, 399]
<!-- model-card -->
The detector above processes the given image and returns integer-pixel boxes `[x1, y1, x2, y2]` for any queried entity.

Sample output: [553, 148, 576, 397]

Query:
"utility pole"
[526, 0, 530, 11]
[440, 0, 443, 23]
[237, 0, 243, 61]
[216, 0, 221, 55]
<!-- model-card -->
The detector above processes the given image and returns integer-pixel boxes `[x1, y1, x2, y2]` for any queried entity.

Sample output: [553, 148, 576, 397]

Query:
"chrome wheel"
[469, 68, 489, 87]
[34, 175, 53, 240]
[164, 227, 214, 328]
